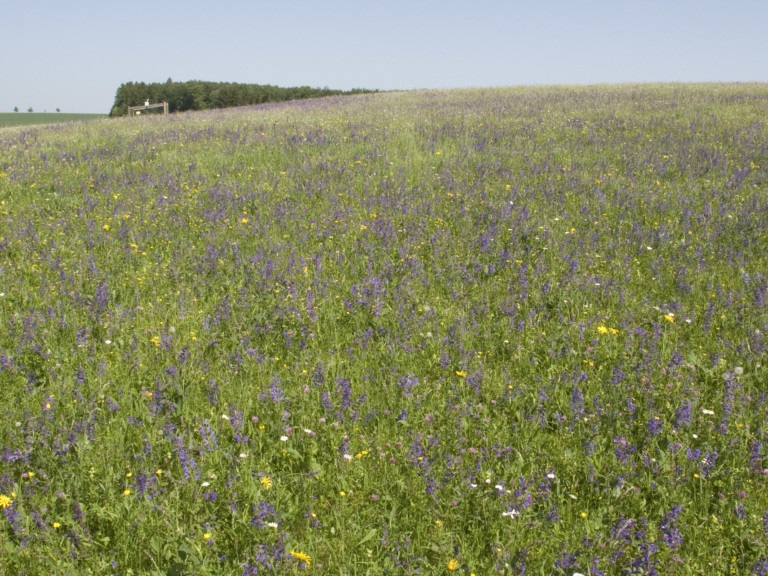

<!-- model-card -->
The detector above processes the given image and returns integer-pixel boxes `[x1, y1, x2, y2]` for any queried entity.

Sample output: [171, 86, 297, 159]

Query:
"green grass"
[1, 84, 768, 574]
[0, 112, 107, 128]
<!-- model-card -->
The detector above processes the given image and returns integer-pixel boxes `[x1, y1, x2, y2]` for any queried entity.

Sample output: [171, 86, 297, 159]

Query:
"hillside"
[1, 85, 768, 574]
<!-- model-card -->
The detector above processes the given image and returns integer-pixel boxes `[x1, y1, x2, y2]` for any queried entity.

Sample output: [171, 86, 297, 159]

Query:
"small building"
[128, 101, 169, 116]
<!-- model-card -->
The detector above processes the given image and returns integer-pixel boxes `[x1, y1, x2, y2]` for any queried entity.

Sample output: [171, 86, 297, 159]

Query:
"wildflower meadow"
[1, 84, 768, 575]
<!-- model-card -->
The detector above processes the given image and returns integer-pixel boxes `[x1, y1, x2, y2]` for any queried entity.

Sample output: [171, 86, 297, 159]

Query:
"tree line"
[110, 78, 376, 116]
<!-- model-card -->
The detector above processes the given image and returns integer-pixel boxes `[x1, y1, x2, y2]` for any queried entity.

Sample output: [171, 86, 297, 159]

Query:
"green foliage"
[109, 79, 378, 116]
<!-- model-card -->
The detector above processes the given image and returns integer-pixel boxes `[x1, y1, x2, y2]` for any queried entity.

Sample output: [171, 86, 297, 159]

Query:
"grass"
[1, 84, 768, 574]
[0, 112, 108, 128]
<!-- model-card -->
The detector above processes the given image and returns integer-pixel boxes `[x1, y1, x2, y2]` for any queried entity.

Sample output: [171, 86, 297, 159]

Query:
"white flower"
[502, 509, 519, 519]
[201, 481, 210, 487]
[239, 452, 248, 459]
[547, 473, 555, 479]
[734, 366, 744, 376]
[494, 484, 505, 493]
[221, 414, 230, 420]
[279, 435, 288, 442]
[267, 522, 278, 529]
[701, 409, 715, 415]
[343, 454, 353, 461]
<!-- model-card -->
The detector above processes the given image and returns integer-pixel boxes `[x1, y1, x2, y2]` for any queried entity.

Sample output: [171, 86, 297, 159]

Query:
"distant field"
[0, 112, 107, 128]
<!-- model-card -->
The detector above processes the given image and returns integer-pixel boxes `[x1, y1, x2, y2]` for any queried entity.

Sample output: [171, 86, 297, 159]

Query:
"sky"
[2, 0, 767, 113]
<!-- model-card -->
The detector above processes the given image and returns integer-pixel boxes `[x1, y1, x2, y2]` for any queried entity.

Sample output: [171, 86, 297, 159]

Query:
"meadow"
[0, 113, 108, 129]
[1, 84, 767, 575]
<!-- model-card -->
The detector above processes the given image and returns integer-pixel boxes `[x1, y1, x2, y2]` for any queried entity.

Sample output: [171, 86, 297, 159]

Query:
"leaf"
[358, 528, 377, 546]
[287, 447, 302, 460]
[388, 503, 398, 527]
[308, 457, 323, 478]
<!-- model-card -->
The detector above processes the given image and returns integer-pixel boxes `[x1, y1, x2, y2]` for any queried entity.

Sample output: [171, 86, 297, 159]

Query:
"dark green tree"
[109, 79, 377, 116]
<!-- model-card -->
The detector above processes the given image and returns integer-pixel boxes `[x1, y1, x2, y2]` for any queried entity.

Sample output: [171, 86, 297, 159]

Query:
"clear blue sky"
[3, 0, 767, 113]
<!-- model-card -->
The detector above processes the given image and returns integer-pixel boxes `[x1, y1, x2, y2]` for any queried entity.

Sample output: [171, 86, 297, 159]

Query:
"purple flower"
[398, 374, 418, 398]
[659, 505, 683, 549]
[206, 379, 219, 405]
[320, 391, 333, 414]
[646, 417, 663, 436]
[571, 387, 585, 420]
[335, 378, 352, 411]
[269, 377, 285, 403]
[753, 558, 768, 576]
[250, 501, 278, 528]
[674, 400, 692, 429]
[312, 362, 325, 387]
[3, 502, 23, 538]
[613, 436, 635, 464]
[204, 490, 218, 502]
[199, 420, 218, 453]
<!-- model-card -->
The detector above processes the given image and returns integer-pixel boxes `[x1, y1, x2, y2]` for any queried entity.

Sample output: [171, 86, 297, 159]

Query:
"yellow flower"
[447, 558, 460, 571]
[580, 511, 588, 519]
[0, 494, 13, 508]
[203, 532, 212, 541]
[455, 370, 467, 378]
[664, 313, 675, 323]
[260, 476, 272, 490]
[289, 550, 312, 566]
[597, 325, 619, 335]
[52, 522, 61, 529]
[123, 489, 131, 496]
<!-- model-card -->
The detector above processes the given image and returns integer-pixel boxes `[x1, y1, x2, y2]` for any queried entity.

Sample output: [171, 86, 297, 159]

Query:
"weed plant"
[1, 84, 768, 574]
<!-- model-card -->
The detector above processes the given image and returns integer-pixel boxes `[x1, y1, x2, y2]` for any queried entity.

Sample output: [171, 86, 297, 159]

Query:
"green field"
[1, 84, 768, 574]
[0, 112, 107, 128]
